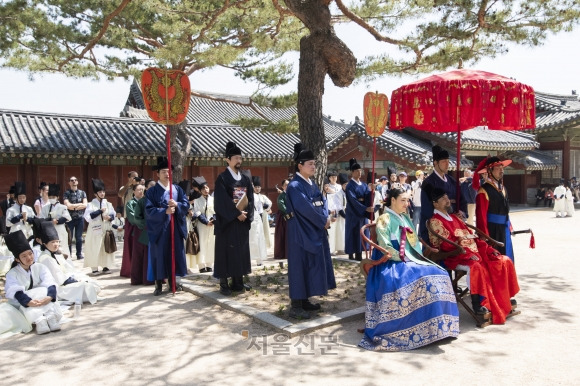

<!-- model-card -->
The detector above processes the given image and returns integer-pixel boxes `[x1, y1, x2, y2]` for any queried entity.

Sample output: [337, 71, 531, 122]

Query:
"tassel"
[529, 230, 535, 249]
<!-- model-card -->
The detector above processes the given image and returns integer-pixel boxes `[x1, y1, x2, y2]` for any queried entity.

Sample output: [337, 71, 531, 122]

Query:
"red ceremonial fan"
[141, 68, 191, 293]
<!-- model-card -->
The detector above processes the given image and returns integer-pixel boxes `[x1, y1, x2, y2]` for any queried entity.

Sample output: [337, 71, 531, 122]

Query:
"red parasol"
[363, 92, 389, 222]
[389, 68, 535, 208]
[141, 68, 191, 293]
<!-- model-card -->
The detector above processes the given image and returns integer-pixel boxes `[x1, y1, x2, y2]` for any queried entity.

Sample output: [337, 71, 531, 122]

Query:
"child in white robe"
[249, 177, 267, 266]
[193, 181, 216, 272]
[83, 179, 116, 274]
[0, 299, 32, 338]
[37, 221, 102, 304]
[4, 230, 63, 335]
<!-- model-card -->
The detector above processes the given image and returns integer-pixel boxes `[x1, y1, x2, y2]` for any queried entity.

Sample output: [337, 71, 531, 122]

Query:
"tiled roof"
[327, 122, 474, 170]
[504, 150, 559, 170]
[0, 109, 353, 161]
[402, 126, 538, 151]
[534, 91, 580, 132]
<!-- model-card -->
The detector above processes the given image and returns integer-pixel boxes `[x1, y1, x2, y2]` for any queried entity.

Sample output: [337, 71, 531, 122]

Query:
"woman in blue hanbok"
[360, 187, 459, 351]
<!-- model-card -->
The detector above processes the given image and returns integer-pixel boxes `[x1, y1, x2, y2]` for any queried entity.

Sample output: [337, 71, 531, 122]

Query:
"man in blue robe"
[213, 142, 254, 296]
[420, 145, 457, 244]
[145, 157, 189, 296]
[344, 158, 373, 261]
[285, 143, 336, 319]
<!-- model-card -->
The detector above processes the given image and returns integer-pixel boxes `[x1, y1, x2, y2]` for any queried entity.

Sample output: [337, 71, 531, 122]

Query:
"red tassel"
[529, 231, 535, 249]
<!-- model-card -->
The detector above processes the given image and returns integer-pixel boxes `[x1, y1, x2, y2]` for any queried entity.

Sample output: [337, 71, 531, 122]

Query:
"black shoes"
[199, 267, 208, 273]
[153, 280, 163, 296]
[289, 300, 310, 319]
[302, 299, 321, 311]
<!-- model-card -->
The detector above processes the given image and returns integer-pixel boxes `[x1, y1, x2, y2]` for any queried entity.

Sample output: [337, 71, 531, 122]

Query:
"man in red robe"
[426, 185, 520, 325]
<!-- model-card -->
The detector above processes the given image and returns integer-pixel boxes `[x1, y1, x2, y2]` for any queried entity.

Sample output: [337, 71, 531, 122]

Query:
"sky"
[1, 24, 579, 125]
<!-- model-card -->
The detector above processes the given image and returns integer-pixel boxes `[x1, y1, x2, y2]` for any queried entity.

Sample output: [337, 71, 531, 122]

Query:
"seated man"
[359, 187, 459, 351]
[426, 185, 520, 325]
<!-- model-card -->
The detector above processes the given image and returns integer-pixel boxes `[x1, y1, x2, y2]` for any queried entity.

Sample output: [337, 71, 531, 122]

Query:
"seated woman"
[0, 297, 32, 338]
[359, 187, 459, 351]
[4, 230, 63, 335]
[37, 221, 102, 304]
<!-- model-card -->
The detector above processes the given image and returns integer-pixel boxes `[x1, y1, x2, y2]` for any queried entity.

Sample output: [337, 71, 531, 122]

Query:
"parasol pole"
[164, 70, 176, 294]
[456, 128, 461, 214]
[370, 137, 377, 223]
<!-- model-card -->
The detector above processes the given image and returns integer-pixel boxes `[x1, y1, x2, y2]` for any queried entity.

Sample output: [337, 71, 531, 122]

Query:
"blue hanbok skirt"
[359, 250, 460, 351]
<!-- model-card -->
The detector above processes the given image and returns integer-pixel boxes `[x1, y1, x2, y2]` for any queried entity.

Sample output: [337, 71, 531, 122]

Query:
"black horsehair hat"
[423, 184, 447, 202]
[349, 158, 361, 172]
[225, 141, 242, 158]
[14, 182, 26, 196]
[92, 178, 105, 194]
[152, 156, 174, 171]
[48, 183, 60, 197]
[192, 176, 207, 188]
[432, 145, 450, 162]
[293, 143, 315, 163]
[40, 221, 60, 244]
[5, 230, 32, 258]
[252, 176, 262, 187]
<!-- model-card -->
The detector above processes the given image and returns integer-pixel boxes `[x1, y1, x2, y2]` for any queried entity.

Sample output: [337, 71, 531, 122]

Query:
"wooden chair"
[424, 219, 516, 327]
[359, 222, 391, 279]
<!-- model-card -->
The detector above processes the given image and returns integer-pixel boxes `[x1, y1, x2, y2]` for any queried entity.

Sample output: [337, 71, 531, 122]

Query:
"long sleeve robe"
[476, 180, 514, 261]
[145, 182, 189, 280]
[213, 169, 254, 279]
[420, 171, 457, 244]
[83, 198, 116, 270]
[285, 174, 336, 300]
[39, 202, 71, 258]
[344, 179, 371, 254]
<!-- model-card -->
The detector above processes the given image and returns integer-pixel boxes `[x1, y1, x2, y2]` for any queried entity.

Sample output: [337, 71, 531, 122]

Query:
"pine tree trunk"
[169, 121, 191, 183]
[285, 0, 357, 187]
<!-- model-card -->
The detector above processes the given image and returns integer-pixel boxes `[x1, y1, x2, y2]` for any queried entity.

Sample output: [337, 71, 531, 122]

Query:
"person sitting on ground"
[359, 187, 459, 351]
[427, 185, 520, 325]
[0, 295, 32, 338]
[4, 230, 63, 335]
[37, 221, 102, 305]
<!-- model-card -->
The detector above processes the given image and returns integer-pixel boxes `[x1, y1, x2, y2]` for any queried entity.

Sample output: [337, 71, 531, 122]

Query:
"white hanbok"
[0, 301, 32, 338]
[192, 195, 216, 270]
[5, 263, 63, 324]
[326, 183, 346, 254]
[553, 185, 567, 216]
[257, 193, 272, 249]
[39, 202, 72, 258]
[6, 204, 35, 239]
[83, 198, 116, 270]
[38, 250, 101, 304]
[249, 194, 268, 265]
[565, 188, 575, 217]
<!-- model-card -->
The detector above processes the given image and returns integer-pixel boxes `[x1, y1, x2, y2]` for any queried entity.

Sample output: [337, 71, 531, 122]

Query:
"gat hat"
[178, 180, 191, 196]
[349, 158, 361, 172]
[4, 230, 32, 259]
[31, 218, 47, 241]
[191, 176, 207, 189]
[92, 178, 105, 194]
[476, 157, 512, 174]
[432, 145, 450, 161]
[14, 182, 26, 196]
[387, 166, 397, 176]
[225, 141, 242, 158]
[293, 143, 315, 164]
[338, 173, 348, 185]
[152, 156, 174, 171]
[116, 206, 124, 214]
[40, 221, 60, 244]
[398, 171, 407, 177]
[423, 184, 447, 203]
[8, 185, 15, 194]
[48, 183, 60, 197]
[379, 176, 388, 181]
[252, 176, 262, 187]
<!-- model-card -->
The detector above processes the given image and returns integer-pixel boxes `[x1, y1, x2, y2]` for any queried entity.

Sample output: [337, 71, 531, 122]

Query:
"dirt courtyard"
[1, 207, 579, 385]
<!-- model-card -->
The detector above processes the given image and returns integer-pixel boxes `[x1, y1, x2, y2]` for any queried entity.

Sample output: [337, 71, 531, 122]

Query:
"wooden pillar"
[563, 136, 571, 181]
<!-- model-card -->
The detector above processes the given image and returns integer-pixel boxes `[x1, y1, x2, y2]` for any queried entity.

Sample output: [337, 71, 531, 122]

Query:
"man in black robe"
[0, 185, 15, 234]
[213, 142, 254, 296]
